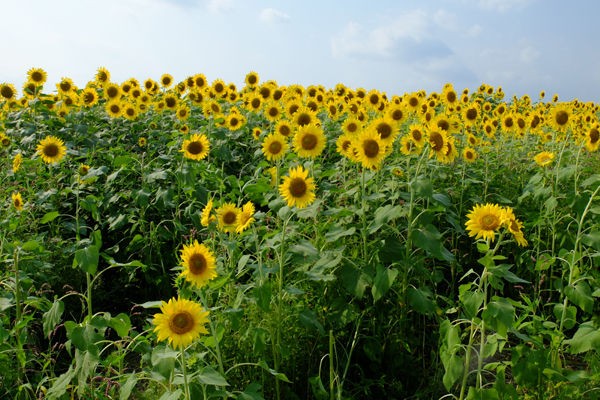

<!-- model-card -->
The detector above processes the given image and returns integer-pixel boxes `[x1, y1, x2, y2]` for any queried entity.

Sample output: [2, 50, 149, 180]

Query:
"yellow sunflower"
[105, 100, 123, 118]
[12, 192, 24, 211]
[533, 151, 555, 167]
[200, 198, 215, 227]
[0, 83, 17, 100]
[427, 128, 449, 161]
[245, 71, 260, 88]
[292, 123, 326, 158]
[465, 203, 507, 242]
[279, 165, 316, 208]
[262, 132, 289, 161]
[292, 106, 318, 127]
[36, 136, 67, 164]
[503, 207, 528, 247]
[236, 201, 256, 233]
[27, 67, 47, 85]
[399, 135, 419, 156]
[584, 125, 599, 152]
[180, 240, 217, 289]
[160, 73, 174, 88]
[216, 203, 241, 233]
[95, 67, 111, 86]
[225, 113, 246, 131]
[335, 132, 355, 159]
[153, 297, 209, 349]
[370, 116, 398, 145]
[12, 153, 23, 173]
[57, 77, 75, 94]
[275, 120, 293, 137]
[548, 104, 571, 131]
[352, 128, 388, 170]
[0, 133, 10, 147]
[81, 88, 99, 107]
[462, 147, 478, 163]
[181, 133, 210, 161]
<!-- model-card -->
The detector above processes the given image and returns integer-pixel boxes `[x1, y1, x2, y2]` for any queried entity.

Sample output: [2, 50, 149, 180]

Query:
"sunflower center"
[446, 92, 457, 103]
[347, 122, 358, 133]
[363, 139, 380, 158]
[268, 107, 279, 117]
[391, 109, 404, 121]
[429, 132, 444, 151]
[369, 94, 379, 105]
[589, 128, 599, 144]
[60, 82, 72, 92]
[251, 98, 261, 109]
[480, 214, 500, 230]
[465, 150, 474, 160]
[188, 253, 207, 275]
[555, 110, 568, 126]
[223, 211, 237, 225]
[229, 117, 239, 127]
[268, 141, 282, 154]
[106, 86, 119, 98]
[466, 108, 477, 120]
[187, 141, 204, 155]
[297, 113, 311, 126]
[169, 311, 194, 334]
[504, 117, 514, 128]
[31, 71, 44, 82]
[408, 97, 419, 107]
[83, 93, 95, 104]
[437, 120, 450, 131]
[279, 125, 291, 137]
[165, 97, 177, 108]
[301, 133, 317, 150]
[1, 85, 15, 99]
[247, 75, 257, 85]
[411, 130, 422, 141]
[376, 123, 392, 139]
[14, 198, 22, 208]
[289, 178, 307, 197]
[44, 144, 59, 157]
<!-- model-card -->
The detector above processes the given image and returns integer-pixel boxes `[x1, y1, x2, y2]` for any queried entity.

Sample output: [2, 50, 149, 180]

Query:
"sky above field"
[2, 0, 599, 102]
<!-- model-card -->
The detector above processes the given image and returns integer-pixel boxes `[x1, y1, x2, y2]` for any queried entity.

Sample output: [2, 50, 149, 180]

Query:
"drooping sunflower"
[533, 151, 555, 167]
[262, 132, 289, 161]
[0, 83, 17, 100]
[12, 192, 24, 211]
[181, 133, 210, 161]
[293, 123, 326, 158]
[465, 203, 507, 242]
[153, 297, 209, 349]
[180, 240, 217, 289]
[12, 153, 23, 173]
[335, 132, 356, 159]
[95, 67, 111, 86]
[352, 128, 388, 170]
[27, 67, 47, 85]
[216, 203, 241, 233]
[236, 201, 256, 233]
[279, 165, 316, 208]
[200, 198, 215, 227]
[36, 136, 67, 164]
[503, 207, 528, 247]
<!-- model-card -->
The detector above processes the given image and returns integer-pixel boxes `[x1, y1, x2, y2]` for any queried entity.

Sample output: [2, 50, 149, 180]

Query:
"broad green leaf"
[407, 286, 436, 315]
[411, 224, 455, 262]
[46, 366, 75, 399]
[564, 281, 594, 313]
[553, 303, 577, 330]
[564, 321, 600, 354]
[299, 308, 325, 336]
[74, 244, 100, 275]
[535, 254, 555, 271]
[146, 169, 168, 183]
[371, 265, 398, 302]
[43, 299, 64, 338]
[196, 366, 229, 386]
[459, 283, 484, 319]
[439, 320, 463, 391]
[109, 313, 131, 339]
[40, 210, 59, 224]
[368, 204, 405, 233]
[119, 374, 138, 400]
[325, 225, 356, 242]
[340, 263, 370, 299]
[158, 389, 182, 400]
[309, 376, 329, 400]
[257, 360, 292, 383]
[482, 297, 514, 338]
[581, 231, 600, 251]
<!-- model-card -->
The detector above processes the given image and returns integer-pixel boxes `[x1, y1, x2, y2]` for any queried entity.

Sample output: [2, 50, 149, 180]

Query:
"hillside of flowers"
[1, 68, 599, 399]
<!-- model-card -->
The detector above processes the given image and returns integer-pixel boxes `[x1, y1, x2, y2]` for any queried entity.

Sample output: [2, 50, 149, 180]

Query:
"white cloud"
[259, 8, 290, 23]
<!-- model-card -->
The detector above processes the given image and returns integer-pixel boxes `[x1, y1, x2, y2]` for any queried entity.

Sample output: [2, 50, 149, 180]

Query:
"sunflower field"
[0, 68, 599, 400]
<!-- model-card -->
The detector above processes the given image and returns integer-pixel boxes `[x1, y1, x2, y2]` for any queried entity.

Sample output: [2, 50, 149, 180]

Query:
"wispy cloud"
[259, 8, 290, 23]
[206, 0, 233, 13]
[469, 0, 536, 12]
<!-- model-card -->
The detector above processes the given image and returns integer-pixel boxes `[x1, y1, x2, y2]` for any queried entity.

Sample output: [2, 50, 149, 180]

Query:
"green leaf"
[564, 281, 594, 313]
[368, 204, 405, 233]
[564, 321, 600, 354]
[74, 244, 100, 275]
[43, 299, 64, 338]
[109, 313, 131, 339]
[196, 366, 229, 386]
[158, 389, 182, 400]
[553, 303, 577, 330]
[340, 263, 370, 299]
[119, 374, 138, 400]
[482, 297, 514, 338]
[439, 319, 463, 391]
[309, 376, 329, 400]
[40, 210, 59, 224]
[459, 283, 484, 319]
[407, 286, 436, 315]
[325, 225, 356, 242]
[146, 169, 168, 183]
[139, 300, 163, 309]
[411, 224, 455, 262]
[371, 265, 398, 302]
[257, 360, 292, 383]
[581, 231, 600, 251]
[299, 309, 325, 336]
[46, 366, 75, 399]
[21, 239, 41, 251]
[535, 254, 555, 271]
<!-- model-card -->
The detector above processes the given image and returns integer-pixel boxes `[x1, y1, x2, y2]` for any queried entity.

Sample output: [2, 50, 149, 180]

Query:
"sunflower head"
[180, 241, 217, 289]
[216, 203, 241, 233]
[236, 201, 256, 233]
[262, 132, 289, 162]
[533, 151, 555, 167]
[153, 297, 209, 349]
[12, 192, 24, 211]
[201, 199, 216, 227]
[465, 203, 507, 243]
[0, 83, 17, 100]
[36, 136, 67, 164]
[27, 67, 48, 85]
[181, 133, 210, 161]
[293, 123, 326, 158]
[278, 165, 316, 209]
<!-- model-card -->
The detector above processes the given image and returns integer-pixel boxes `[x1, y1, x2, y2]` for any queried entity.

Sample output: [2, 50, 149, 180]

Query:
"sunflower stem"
[199, 290, 225, 377]
[180, 349, 191, 400]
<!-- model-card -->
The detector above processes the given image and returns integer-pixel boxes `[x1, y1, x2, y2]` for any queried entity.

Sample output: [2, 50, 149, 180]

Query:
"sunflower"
[370, 117, 398, 145]
[465, 203, 507, 242]
[279, 165, 316, 208]
[251, 127, 262, 140]
[104, 83, 121, 101]
[352, 128, 388, 170]
[27, 67, 47, 85]
[462, 147, 478, 163]
[193, 73, 207, 90]
[584, 125, 599, 152]
[427, 128, 449, 161]
[293, 123, 326, 158]
[12, 192, 23, 211]
[549, 104, 571, 131]
[408, 125, 426, 148]
[0, 133, 10, 147]
[0, 83, 17, 100]
[12, 153, 22, 173]
[176, 104, 191, 121]
[386, 104, 407, 124]
[342, 117, 362, 135]
[275, 120, 293, 137]
[164, 94, 179, 110]
[263, 101, 282, 122]
[246, 93, 262, 112]
[441, 84, 458, 107]
[36, 136, 66, 164]
[200, 198, 216, 227]
[181, 133, 210, 161]
[81, 88, 99, 107]
[122, 103, 138, 120]
[292, 106, 317, 127]
[533, 151, 555, 167]
[335, 132, 355, 159]
[153, 297, 209, 349]
[236, 202, 256, 233]
[160, 73, 174, 88]
[57, 77, 75, 94]
[400, 135, 419, 156]
[461, 103, 480, 127]
[226, 113, 246, 131]
[245, 71, 259, 88]
[180, 241, 217, 289]
[105, 100, 123, 118]
[262, 132, 289, 161]
[503, 207, 528, 247]
[216, 203, 241, 233]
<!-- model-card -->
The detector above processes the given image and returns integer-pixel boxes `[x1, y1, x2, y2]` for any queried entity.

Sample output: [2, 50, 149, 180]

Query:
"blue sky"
[2, 0, 599, 102]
